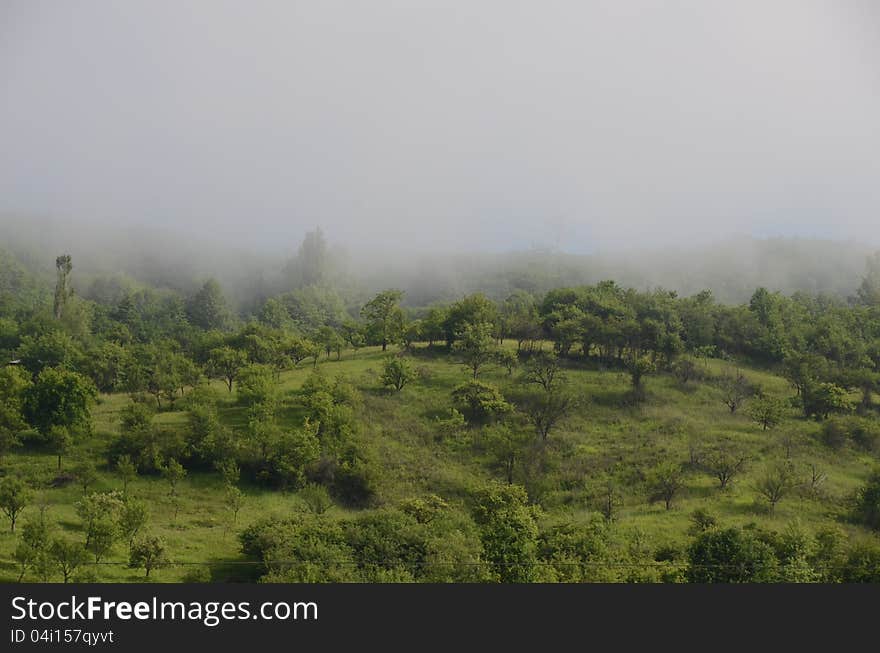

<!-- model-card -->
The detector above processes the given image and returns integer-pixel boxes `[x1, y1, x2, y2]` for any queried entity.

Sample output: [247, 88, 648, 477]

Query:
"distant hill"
[0, 214, 874, 307]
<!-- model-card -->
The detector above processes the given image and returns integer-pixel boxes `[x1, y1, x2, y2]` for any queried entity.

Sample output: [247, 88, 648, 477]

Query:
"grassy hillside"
[1, 343, 875, 582]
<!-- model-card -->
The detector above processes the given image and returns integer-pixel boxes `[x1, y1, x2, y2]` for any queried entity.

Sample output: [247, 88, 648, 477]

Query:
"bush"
[852, 470, 880, 531]
[451, 381, 513, 424]
[820, 416, 880, 452]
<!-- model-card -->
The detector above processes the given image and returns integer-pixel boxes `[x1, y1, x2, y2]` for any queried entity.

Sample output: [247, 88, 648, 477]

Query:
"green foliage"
[299, 483, 333, 515]
[470, 483, 538, 582]
[381, 356, 416, 392]
[186, 279, 231, 331]
[362, 290, 405, 352]
[50, 538, 90, 583]
[22, 367, 96, 436]
[686, 527, 779, 583]
[129, 535, 170, 577]
[852, 470, 880, 531]
[453, 322, 498, 379]
[451, 381, 513, 424]
[748, 395, 786, 430]
[646, 462, 686, 510]
[0, 476, 31, 532]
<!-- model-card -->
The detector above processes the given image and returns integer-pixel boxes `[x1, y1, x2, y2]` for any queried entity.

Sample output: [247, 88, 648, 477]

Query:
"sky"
[1, 1, 879, 255]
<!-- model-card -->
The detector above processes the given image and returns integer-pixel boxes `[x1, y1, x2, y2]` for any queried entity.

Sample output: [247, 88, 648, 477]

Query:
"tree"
[286, 227, 329, 287]
[0, 476, 30, 532]
[22, 367, 96, 438]
[451, 381, 513, 424]
[299, 483, 332, 515]
[443, 294, 498, 347]
[626, 355, 655, 400]
[803, 382, 853, 420]
[86, 519, 116, 563]
[755, 461, 797, 511]
[717, 369, 754, 414]
[381, 357, 415, 392]
[361, 290, 405, 352]
[161, 458, 187, 521]
[523, 352, 565, 393]
[470, 483, 538, 583]
[53, 254, 73, 320]
[0, 366, 29, 462]
[317, 326, 345, 360]
[236, 363, 278, 410]
[208, 346, 248, 392]
[482, 425, 534, 484]
[853, 470, 880, 531]
[50, 538, 90, 583]
[748, 395, 785, 430]
[186, 279, 231, 331]
[129, 535, 170, 578]
[453, 322, 498, 379]
[14, 512, 53, 582]
[647, 462, 685, 510]
[116, 455, 138, 493]
[76, 491, 124, 547]
[856, 251, 880, 306]
[686, 527, 778, 583]
[224, 485, 245, 525]
[703, 447, 748, 490]
[118, 498, 149, 549]
[48, 426, 73, 471]
[72, 460, 98, 495]
[519, 388, 575, 441]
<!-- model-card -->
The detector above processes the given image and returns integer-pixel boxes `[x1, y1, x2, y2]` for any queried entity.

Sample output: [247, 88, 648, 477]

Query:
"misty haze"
[1, 2, 880, 588]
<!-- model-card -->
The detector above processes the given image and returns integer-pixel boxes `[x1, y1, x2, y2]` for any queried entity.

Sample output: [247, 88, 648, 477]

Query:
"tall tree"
[187, 279, 231, 331]
[287, 227, 329, 287]
[53, 254, 73, 320]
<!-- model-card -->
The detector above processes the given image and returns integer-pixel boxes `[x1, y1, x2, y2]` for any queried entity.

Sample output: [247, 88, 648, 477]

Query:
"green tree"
[72, 460, 98, 495]
[853, 470, 880, 531]
[208, 346, 248, 392]
[482, 424, 534, 484]
[717, 369, 754, 414]
[444, 294, 498, 347]
[471, 483, 538, 583]
[703, 447, 748, 491]
[299, 483, 333, 515]
[53, 254, 73, 320]
[14, 512, 53, 582]
[0, 366, 29, 462]
[686, 527, 778, 583]
[647, 462, 686, 510]
[116, 455, 138, 493]
[129, 535, 170, 578]
[451, 381, 513, 424]
[86, 519, 115, 563]
[118, 498, 149, 549]
[362, 290, 405, 352]
[626, 354, 655, 400]
[0, 477, 30, 532]
[755, 461, 797, 511]
[22, 367, 96, 438]
[50, 538, 90, 583]
[748, 395, 785, 430]
[381, 357, 416, 392]
[186, 279, 231, 331]
[453, 322, 498, 379]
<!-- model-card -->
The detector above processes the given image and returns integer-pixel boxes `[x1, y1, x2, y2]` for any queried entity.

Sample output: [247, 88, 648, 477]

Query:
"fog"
[1, 1, 879, 304]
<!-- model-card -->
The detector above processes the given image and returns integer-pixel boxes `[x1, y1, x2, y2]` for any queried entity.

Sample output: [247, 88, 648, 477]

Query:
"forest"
[1, 229, 880, 583]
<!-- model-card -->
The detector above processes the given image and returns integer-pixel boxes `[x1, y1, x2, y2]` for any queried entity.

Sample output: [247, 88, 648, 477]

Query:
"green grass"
[1, 344, 877, 582]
